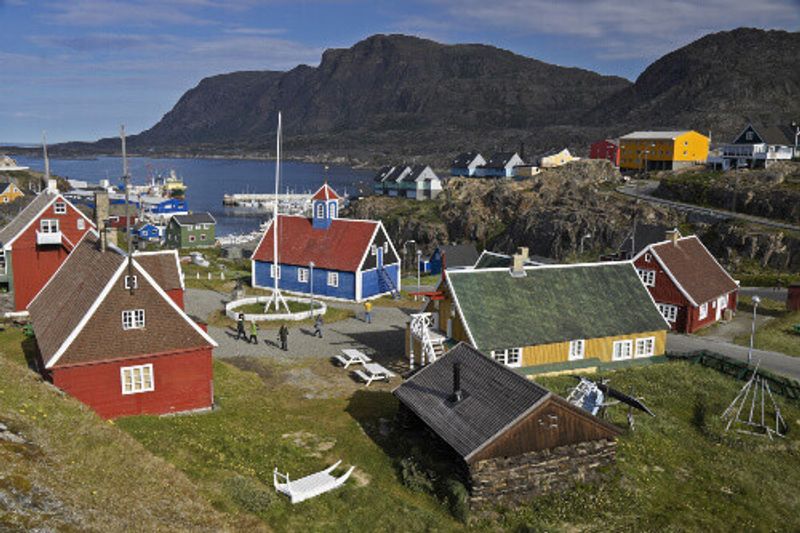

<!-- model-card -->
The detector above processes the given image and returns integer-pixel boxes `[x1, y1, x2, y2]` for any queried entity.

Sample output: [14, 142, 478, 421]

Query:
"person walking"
[313, 315, 323, 338]
[248, 320, 259, 344]
[364, 301, 373, 324]
[278, 324, 289, 351]
[236, 313, 247, 341]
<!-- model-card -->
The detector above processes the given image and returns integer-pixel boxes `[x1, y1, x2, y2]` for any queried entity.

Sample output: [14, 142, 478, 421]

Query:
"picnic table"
[354, 362, 396, 387]
[334, 349, 372, 368]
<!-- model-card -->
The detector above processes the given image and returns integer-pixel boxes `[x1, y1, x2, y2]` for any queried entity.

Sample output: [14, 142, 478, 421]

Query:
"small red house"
[633, 232, 739, 334]
[589, 139, 620, 166]
[0, 183, 95, 311]
[28, 231, 217, 419]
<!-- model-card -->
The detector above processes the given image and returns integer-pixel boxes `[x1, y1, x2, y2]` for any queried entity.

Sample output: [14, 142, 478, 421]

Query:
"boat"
[163, 170, 188, 199]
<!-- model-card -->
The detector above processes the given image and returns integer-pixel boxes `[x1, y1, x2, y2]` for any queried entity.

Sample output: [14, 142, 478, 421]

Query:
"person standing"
[364, 301, 373, 324]
[236, 313, 247, 341]
[313, 315, 323, 338]
[278, 324, 289, 351]
[249, 320, 259, 344]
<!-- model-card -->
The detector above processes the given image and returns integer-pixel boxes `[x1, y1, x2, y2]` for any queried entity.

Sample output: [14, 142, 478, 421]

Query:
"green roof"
[448, 262, 668, 351]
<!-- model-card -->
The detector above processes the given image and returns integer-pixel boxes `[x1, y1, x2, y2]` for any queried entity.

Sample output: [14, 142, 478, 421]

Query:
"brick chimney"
[665, 229, 681, 245]
[94, 191, 116, 251]
[511, 246, 529, 277]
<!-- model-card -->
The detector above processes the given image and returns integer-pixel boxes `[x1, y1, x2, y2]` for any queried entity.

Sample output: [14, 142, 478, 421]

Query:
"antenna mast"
[42, 131, 50, 187]
[265, 112, 289, 313]
[121, 125, 134, 292]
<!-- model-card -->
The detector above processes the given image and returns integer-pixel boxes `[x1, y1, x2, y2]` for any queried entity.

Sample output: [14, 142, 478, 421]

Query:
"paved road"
[667, 333, 800, 381]
[740, 286, 788, 303]
[617, 181, 800, 232]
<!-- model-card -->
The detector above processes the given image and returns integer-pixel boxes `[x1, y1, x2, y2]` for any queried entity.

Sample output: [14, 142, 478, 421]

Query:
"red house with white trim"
[589, 139, 620, 166]
[633, 231, 739, 334]
[28, 231, 217, 419]
[0, 183, 95, 312]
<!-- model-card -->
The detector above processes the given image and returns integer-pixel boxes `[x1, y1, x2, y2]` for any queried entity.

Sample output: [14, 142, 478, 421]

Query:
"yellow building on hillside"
[406, 250, 669, 374]
[0, 180, 24, 204]
[619, 130, 709, 171]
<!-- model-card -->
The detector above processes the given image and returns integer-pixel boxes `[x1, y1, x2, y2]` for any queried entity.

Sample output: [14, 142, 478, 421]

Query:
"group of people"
[236, 313, 325, 351]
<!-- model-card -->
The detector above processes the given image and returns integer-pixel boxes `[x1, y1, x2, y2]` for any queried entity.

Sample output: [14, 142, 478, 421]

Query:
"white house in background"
[538, 148, 579, 168]
[0, 156, 29, 171]
[373, 164, 441, 200]
[721, 123, 799, 169]
[475, 152, 525, 178]
[450, 151, 486, 177]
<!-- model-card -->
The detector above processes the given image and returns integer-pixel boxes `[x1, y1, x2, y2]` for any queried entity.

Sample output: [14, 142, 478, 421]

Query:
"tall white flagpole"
[266, 112, 289, 312]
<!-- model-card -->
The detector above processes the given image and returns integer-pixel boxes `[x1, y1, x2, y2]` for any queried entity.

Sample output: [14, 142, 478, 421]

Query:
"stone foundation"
[469, 439, 617, 509]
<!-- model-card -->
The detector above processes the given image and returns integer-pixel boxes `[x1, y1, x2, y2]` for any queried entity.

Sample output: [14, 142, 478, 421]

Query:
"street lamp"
[309, 261, 315, 312]
[579, 233, 592, 256]
[416, 249, 422, 302]
[748, 295, 760, 365]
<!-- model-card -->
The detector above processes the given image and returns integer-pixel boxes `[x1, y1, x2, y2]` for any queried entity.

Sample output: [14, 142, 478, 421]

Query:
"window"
[329, 202, 337, 218]
[200, 234, 207, 241]
[316, 203, 325, 218]
[644, 253, 652, 263]
[2, 197, 7, 204]
[122, 309, 145, 330]
[637, 268, 656, 287]
[658, 303, 678, 322]
[371, 245, 377, 256]
[327, 271, 339, 287]
[40, 219, 59, 233]
[298, 268, 309, 283]
[383, 242, 388, 254]
[568, 340, 585, 360]
[54, 201, 66, 214]
[699, 302, 708, 320]
[746, 131, 753, 141]
[124, 275, 138, 289]
[188, 234, 196, 242]
[121, 364, 154, 395]
[612, 340, 633, 361]
[490, 348, 522, 368]
[635, 337, 655, 358]
[77, 218, 85, 230]
[270, 264, 282, 279]
[0, 250, 5, 275]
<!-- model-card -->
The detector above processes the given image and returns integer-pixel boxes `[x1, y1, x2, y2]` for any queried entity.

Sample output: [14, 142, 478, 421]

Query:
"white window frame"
[383, 242, 388, 254]
[327, 271, 339, 288]
[329, 202, 337, 218]
[298, 268, 309, 283]
[188, 234, 196, 242]
[54, 201, 67, 215]
[200, 233, 207, 241]
[635, 336, 655, 358]
[120, 363, 154, 395]
[122, 309, 146, 330]
[698, 302, 708, 320]
[658, 303, 678, 322]
[568, 340, 585, 361]
[612, 340, 633, 361]
[490, 348, 522, 368]
[124, 275, 138, 289]
[40, 219, 59, 233]
[77, 218, 85, 230]
[644, 253, 652, 263]
[637, 268, 656, 287]
[270, 264, 282, 279]
[316, 203, 325, 218]
[371, 245, 377, 256]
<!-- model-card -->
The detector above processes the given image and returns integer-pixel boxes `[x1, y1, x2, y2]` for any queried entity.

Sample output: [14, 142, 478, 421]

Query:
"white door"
[716, 295, 727, 320]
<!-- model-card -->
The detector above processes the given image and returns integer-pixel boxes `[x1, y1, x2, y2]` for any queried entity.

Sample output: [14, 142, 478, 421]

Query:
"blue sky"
[1, 0, 798, 143]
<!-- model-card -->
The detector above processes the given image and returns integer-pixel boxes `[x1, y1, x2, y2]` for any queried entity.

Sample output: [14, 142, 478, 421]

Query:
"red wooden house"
[0, 183, 95, 312]
[633, 231, 739, 334]
[589, 139, 620, 166]
[28, 231, 217, 419]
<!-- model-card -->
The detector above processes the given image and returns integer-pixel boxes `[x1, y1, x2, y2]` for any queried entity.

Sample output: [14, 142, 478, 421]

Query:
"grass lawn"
[401, 274, 441, 288]
[732, 296, 800, 356]
[0, 328, 260, 531]
[207, 304, 355, 330]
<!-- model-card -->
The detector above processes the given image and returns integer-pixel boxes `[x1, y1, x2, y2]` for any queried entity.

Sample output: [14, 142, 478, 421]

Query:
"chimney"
[95, 191, 110, 252]
[451, 362, 463, 403]
[665, 229, 680, 245]
[511, 246, 528, 277]
[47, 179, 58, 193]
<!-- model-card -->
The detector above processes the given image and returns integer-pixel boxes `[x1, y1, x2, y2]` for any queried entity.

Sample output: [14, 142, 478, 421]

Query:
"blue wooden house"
[251, 184, 401, 302]
[133, 222, 163, 242]
[420, 243, 480, 274]
[146, 198, 188, 216]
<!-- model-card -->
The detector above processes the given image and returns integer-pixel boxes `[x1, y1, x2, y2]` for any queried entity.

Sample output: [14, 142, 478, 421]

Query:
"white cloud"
[42, 0, 260, 27]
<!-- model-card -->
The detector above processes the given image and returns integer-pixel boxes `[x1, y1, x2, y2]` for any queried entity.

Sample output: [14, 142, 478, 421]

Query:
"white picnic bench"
[334, 348, 372, 368]
[274, 460, 354, 504]
[354, 362, 396, 386]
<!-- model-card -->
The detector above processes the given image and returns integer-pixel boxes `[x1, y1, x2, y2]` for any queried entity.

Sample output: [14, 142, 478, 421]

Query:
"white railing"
[36, 231, 62, 246]
[409, 312, 439, 369]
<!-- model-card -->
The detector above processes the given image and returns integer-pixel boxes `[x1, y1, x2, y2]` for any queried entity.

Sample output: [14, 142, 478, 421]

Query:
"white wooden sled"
[273, 460, 355, 504]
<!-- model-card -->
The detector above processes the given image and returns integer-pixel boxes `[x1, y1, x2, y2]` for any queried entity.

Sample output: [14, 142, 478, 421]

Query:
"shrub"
[399, 457, 434, 493]
[224, 475, 276, 516]
[691, 394, 707, 433]
[444, 478, 470, 523]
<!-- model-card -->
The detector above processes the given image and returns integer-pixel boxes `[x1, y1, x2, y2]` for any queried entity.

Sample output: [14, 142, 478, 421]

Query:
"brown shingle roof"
[0, 190, 56, 247]
[649, 236, 738, 305]
[134, 251, 183, 291]
[28, 232, 213, 368]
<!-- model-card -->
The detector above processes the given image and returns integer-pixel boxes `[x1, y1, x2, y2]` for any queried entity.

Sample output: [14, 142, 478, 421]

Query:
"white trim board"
[443, 270, 478, 349]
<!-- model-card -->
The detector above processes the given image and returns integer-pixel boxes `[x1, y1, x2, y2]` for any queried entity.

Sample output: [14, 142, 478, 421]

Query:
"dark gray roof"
[452, 151, 481, 167]
[172, 212, 216, 226]
[751, 124, 795, 146]
[484, 152, 521, 169]
[393, 343, 550, 460]
[619, 224, 672, 256]
[373, 165, 394, 183]
[0, 190, 57, 247]
[399, 165, 435, 183]
[437, 243, 479, 268]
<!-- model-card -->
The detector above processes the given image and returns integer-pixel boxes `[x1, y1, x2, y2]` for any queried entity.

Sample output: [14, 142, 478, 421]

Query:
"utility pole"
[121, 125, 134, 292]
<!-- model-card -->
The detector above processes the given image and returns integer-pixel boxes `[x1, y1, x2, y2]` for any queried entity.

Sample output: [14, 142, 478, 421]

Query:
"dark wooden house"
[394, 343, 621, 508]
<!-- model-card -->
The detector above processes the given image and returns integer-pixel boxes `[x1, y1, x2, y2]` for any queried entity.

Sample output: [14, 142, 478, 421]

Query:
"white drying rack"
[273, 460, 355, 504]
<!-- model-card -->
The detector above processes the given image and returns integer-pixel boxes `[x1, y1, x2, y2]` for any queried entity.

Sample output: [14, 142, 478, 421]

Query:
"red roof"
[311, 183, 340, 201]
[253, 215, 377, 272]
